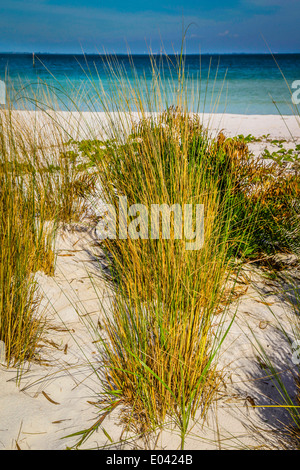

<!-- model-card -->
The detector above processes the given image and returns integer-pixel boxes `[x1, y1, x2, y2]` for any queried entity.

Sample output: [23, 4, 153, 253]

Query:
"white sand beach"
[8, 110, 300, 140]
[0, 111, 299, 450]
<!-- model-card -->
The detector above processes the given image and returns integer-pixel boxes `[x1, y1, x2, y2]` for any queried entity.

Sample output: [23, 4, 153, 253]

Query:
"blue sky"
[0, 0, 299, 53]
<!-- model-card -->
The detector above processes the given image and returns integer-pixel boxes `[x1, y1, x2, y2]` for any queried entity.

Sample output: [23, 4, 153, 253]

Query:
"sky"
[0, 0, 299, 54]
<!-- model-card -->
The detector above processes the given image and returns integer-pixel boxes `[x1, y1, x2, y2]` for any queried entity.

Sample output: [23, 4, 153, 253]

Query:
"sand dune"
[0, 111, 299, 450]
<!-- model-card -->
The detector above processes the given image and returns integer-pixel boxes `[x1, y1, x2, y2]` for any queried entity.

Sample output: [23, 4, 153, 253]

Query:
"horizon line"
[0, 51, 300, 56]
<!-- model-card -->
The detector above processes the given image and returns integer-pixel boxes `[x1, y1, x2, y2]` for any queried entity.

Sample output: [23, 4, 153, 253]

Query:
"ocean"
[0, 53, 300, 115]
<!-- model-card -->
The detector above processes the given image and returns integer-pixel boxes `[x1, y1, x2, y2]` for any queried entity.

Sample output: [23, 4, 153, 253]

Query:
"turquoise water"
[0, 53, 300, 114]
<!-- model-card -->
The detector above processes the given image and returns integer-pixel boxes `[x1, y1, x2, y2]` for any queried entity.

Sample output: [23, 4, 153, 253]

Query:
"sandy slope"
[0, 112, 299, 450]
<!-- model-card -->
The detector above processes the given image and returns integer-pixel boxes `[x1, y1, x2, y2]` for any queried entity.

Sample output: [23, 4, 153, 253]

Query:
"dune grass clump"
[244, 167, 300, 257]
[71, 98, 299, 447]
[213, 132, 300, 258]
[68, 103, 262, 448]
[0, 101, 96, 367]
[0, 113, 55, 366]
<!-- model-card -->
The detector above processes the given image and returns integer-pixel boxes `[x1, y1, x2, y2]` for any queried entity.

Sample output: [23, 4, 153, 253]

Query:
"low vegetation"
[0, 107, 95, 368]
[0, 53, 299, 448]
